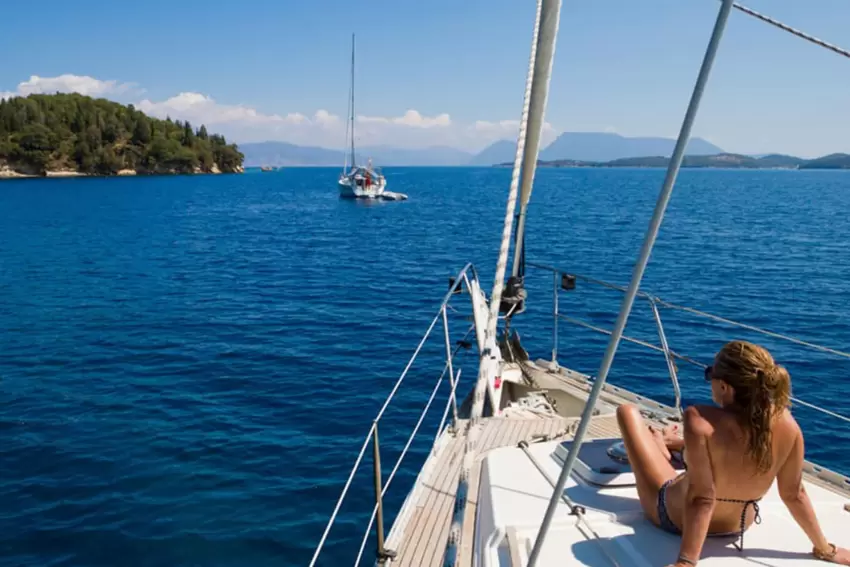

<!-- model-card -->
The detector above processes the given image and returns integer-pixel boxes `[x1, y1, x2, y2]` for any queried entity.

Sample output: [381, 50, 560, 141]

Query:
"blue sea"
[2, 167, 849, 566]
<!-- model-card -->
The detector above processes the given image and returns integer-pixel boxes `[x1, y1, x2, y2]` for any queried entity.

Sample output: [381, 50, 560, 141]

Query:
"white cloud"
[473, 118, 554, 134]
[0, 74, 555, 151]
[314, 109, 340, 127]
[359, 109, 451, 129]
[136, 90, 489, 148]
[398, 110, 451, 128]
[137, 92, 310, 126]
[2, 74, 138, 99]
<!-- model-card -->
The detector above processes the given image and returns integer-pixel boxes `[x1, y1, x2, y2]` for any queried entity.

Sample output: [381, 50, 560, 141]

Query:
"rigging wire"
[730, 1, 850, 60]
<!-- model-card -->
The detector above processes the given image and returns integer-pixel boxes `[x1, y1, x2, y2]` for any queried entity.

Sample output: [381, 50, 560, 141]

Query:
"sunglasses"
[704, 365, 714, 382]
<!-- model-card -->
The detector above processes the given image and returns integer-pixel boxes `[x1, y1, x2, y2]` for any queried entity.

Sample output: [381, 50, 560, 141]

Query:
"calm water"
[2, 167, 849, 566]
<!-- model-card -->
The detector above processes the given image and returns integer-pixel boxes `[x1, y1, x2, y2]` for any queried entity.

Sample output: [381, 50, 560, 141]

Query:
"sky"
[1, 0, 848, 157]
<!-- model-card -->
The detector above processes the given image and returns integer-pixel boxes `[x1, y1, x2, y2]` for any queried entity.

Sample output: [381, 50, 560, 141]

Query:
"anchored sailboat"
[312, 1, 850, 566]
[338, 34, 387, 199]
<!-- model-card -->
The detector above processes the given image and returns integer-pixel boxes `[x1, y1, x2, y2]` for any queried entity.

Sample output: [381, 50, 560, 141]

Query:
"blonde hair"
[712, 340, 791, 472]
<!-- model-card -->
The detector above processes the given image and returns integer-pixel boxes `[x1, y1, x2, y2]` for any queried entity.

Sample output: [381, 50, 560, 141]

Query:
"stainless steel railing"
[528, 261, 850, 425]
[308, 263, 481, 566]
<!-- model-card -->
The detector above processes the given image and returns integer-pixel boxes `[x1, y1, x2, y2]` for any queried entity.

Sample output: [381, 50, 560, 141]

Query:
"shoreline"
[0, 166, 245, 180]
[493, 163, 850, 171]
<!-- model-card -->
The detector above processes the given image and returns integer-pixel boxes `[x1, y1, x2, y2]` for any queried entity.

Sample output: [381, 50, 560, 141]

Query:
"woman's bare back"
[666, 405, 799, 534]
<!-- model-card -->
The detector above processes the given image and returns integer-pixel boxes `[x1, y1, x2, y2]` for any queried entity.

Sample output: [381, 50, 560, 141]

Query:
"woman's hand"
[660, 423, 682, 446]
[649, 423, 684, 458]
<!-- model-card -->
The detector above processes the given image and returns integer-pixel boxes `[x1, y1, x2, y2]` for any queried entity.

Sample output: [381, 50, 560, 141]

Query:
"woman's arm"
[667, 437, 685, 453]
[778, 427, 850, 563]
[777, 426, 833, 555]
[672, 407, 716, 566]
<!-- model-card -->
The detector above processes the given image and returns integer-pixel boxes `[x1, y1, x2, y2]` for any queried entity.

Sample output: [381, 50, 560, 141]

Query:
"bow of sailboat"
[310, 0, 850, 565]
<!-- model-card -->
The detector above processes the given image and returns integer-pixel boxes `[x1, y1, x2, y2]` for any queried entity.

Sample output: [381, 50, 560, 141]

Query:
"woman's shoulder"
[774, 407, 803, 439]
[683, 404, 747, 441]
[683, 404, 724, 427]
[684, 404, 801, 444]
[683, 405, 719, 438]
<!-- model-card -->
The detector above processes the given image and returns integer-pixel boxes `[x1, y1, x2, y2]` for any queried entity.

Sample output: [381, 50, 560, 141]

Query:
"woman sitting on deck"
[617, 340, 849, 566]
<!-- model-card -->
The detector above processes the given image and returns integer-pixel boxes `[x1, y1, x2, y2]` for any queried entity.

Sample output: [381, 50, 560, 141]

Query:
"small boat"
[260, 166, 274, 172]
[338, 34, 387, 199]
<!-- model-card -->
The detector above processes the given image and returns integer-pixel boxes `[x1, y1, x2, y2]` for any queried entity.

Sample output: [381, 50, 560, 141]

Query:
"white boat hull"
[338, 176, 387, 199]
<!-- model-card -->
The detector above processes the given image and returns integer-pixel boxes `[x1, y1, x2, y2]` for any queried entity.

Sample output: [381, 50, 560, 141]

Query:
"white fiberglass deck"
[385, 414, 625, 566]
[480, 440, 850, 566]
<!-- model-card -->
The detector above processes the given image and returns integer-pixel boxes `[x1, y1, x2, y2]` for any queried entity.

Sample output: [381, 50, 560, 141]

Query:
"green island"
[496, 153, 850, 170]
[0, 93, 244, 178]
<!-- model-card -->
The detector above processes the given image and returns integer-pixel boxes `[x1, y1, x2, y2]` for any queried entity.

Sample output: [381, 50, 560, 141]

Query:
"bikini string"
[716, 498, 761, 551]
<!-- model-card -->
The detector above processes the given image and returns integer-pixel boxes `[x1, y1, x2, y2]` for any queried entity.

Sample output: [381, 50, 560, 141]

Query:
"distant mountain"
[539, 132, 725, 162]
[470, 132, 725, 166]
[798, 153, 850, 169]
[240, 141, 471, 167]
[751, 154, 807, 168]
[239, 142, 342, 167]
[239, 135, 838, 169]
[360, 145, 472, 166]
[499, 152, 838, 170]
[469, 140, 517, 166]
[598, 154, 803, 168]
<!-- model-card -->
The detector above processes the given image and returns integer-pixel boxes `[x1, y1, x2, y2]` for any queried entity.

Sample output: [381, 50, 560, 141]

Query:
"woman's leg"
[616, 404, 679, 525]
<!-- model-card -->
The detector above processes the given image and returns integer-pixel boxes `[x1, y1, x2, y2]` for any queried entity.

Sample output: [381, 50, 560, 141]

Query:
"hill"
[239, 141, 472, 167]
[239, 141, 342, 166]
[600, 154, 783, 168]
[500, 153, 844, 170]
[362, 145, 472, 166]
[539, 132, 724, 162]
[470, 132, 725, 165]
[755, 154, 807, 168]
[243, 131, 726, 167]
[0, 93, 243, 177]
[798, 153, 850, 169]
[468, 140, 517, 166]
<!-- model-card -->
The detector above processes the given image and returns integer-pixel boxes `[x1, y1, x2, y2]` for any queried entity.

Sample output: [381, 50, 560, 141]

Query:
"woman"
[616, 340, 849, 566]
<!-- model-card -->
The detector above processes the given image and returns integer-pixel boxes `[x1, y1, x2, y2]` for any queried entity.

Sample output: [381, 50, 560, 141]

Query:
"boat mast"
[350, 33, 356, 168]
[510, 7, 559, 280]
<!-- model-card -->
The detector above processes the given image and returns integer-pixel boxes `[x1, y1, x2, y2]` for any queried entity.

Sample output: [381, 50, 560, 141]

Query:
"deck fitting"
[377, 548, 398, 564]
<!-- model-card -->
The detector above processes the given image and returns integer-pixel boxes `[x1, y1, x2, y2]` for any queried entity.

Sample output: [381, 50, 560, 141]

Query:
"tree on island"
[0, 92, 244, 176]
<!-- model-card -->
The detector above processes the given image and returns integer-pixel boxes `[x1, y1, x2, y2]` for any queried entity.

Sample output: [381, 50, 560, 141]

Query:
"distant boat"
[260, 166, 275, 172]
[338, 34, 386, 199]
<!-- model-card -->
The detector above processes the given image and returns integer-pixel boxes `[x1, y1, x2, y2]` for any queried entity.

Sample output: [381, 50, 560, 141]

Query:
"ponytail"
[715, 341, 791, 473]
[743, 363, 790, 472]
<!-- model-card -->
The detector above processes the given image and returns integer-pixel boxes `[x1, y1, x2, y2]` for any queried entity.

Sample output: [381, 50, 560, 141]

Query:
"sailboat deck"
[386, 413, 622, 567]
[385, 397, 850, 567]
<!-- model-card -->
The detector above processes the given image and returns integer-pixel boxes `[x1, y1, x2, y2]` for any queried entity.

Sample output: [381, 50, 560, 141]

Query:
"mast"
[350, 33, 356, 168]
[510, 7, 559, 279]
